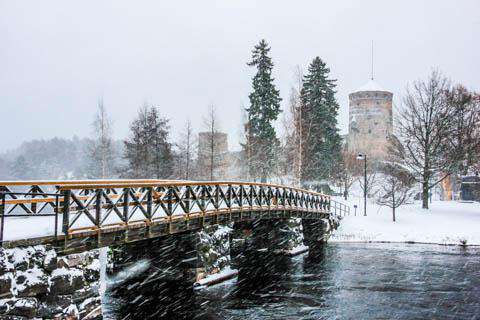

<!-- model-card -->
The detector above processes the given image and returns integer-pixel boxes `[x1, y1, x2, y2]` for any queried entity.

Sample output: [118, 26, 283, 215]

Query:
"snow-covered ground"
[331, 196, 480, 246]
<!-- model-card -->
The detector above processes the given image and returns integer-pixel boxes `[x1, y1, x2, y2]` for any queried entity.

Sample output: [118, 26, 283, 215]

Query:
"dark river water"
[104, 243, 480, 319]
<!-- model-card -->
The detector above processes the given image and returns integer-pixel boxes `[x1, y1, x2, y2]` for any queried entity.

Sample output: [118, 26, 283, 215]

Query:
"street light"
[356, 153, 367, 216]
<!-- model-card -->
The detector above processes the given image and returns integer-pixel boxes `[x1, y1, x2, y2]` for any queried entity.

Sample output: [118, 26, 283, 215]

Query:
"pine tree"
[11, 155, 31, 179]
[123, 106, 149, 178]
[245, 39, 282, 182]
[123, 105, 173, 178]
[147, 107, 174, 179]
[299, 57, 342, 187]
[0, 157, 10, 180]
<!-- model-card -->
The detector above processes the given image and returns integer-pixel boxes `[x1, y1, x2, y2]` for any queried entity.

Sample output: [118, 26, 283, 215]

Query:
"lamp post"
[357, 153, 367, 216]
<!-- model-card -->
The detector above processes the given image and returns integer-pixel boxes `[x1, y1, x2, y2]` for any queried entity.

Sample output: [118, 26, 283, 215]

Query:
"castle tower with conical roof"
[347, 79, 393, 160]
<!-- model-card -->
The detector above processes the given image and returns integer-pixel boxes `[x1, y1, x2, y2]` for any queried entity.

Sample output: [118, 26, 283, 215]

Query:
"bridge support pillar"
[302, 218, 329, 250]
[230, 217, 305, 266]
[0, 245, 101, 319]
[246, 219, 297, 252]
[107, 224, 234, 318]
[109, 232, 199, 282]
[107, 233, 200, 318]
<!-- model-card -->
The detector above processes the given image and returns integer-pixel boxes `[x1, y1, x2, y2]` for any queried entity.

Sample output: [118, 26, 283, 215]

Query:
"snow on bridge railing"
[0, 180, 348, 244]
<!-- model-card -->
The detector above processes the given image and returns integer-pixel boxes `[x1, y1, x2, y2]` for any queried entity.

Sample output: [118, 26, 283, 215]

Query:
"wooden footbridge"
[0, 180, 349, 252]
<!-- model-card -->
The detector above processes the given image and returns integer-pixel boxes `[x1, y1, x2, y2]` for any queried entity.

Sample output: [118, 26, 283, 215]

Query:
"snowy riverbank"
[331, 197, 480, 246]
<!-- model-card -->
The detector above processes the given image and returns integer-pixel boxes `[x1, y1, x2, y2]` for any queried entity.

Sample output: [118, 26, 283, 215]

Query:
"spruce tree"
[123, 105, 173, 178]
[11, 155, 31, 179]
[147, 107, 173, 179]
[124, 106, 149, 178]
[245, 39, 282, 182]
[300, 57, 342, 186]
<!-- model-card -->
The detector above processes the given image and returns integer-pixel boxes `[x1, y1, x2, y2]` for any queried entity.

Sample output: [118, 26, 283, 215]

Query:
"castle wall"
[347, 90, 393, 160]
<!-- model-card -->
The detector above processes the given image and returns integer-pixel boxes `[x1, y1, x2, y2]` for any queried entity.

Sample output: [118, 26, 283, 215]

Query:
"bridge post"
[30, 185, 38, 214]
[95, 188, 101, 228]
[0, 192, 5, 244]
[122, 187, 129, 223]
[62, 189, 71, 235]
[167, 187, 173, 216]
[184, 186, 191, 215]
[146, 187, 152, 220]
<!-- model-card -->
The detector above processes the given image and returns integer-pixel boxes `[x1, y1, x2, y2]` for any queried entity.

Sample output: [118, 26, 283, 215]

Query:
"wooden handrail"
[3, 197, 62, 205]
[54, 180, 329, 198]
[0, 179, 179, 187]
[0, 179, 330, 199]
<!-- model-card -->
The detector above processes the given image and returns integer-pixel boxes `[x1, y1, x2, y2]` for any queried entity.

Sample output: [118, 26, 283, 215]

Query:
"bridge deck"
[0, 180, 349, 252]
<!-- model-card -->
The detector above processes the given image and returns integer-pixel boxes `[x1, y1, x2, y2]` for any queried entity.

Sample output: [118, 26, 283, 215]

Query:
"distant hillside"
[0, 137, 124, 180]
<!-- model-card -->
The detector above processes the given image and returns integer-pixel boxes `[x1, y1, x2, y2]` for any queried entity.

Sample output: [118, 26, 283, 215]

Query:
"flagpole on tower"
[371, 40, 374, 80]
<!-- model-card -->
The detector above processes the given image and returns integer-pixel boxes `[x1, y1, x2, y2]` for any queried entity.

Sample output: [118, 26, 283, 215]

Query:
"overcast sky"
[1, 0, 479, 152]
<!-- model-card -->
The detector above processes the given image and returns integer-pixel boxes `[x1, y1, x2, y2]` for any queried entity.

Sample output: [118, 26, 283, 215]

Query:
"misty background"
[1, 1, 479, 160]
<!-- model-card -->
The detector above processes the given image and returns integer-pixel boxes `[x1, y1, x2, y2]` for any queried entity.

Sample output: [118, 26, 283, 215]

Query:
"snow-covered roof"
[352, 79, 390, 93]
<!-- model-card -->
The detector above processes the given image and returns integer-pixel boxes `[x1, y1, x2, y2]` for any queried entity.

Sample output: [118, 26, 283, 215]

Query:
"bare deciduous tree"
[90, 98, 115, 178]
[337, 149, 359, 200]
[281, 87, 302, 184]
[358, 164, 378, 199]
[391, 70, 460, 209]
[176, 119, 196, 180]
[199, 105, 222, 181]
[376, 163, 415, 222]
[445, 85, 480, 176]
[290, 66, 304, 186]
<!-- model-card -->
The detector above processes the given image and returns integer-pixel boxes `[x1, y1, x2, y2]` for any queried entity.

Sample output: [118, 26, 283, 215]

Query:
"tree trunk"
[422, 180, 429, 209]
[392, 191, 396, 222]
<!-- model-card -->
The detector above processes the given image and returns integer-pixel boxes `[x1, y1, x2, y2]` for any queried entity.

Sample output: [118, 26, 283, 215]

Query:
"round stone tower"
[347, 79, 393, 160]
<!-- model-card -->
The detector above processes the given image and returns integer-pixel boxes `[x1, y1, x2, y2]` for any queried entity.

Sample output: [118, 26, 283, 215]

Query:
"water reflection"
[104, 243, 480, 319]
[234, 250, 294, 296]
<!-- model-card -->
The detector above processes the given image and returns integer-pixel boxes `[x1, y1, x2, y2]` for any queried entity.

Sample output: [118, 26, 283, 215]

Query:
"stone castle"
[347, 79, 393, 160]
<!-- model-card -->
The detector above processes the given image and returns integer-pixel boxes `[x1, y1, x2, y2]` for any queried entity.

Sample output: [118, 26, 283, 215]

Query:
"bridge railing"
[0, 191, 62, 242]
[0, 180, 346, 243]
[330, 199, 351, 217]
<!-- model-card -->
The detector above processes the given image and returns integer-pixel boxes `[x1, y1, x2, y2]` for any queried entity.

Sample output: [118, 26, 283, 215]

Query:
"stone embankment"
[0, 246, 101, 319]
